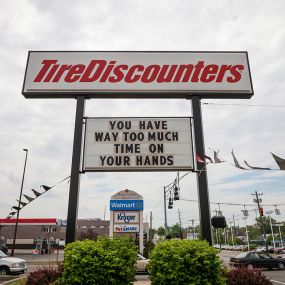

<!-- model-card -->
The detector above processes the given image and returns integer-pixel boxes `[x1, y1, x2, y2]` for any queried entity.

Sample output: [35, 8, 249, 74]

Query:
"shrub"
[26, 264, 63, 285]
[227, 267, 273, 285]
[61, 237, 137, 285]
[143, 240, 155, 258]
[148, 239, 226, 285]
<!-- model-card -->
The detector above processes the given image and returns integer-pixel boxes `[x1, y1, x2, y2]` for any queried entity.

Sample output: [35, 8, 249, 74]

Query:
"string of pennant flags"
[3, 149, 284, 223]
[5, 176, 70, 220]
[197, 149, 285, 171]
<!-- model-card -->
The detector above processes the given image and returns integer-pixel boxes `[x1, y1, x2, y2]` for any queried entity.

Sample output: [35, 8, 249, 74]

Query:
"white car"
[135, 254, 149, 273]
[0, 250, 27, 275]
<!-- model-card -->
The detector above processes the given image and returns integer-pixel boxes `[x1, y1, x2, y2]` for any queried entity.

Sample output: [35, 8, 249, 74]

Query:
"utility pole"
[149, 211, 153, 242]
[164, 187, 168, 234]
[251, 190, 268, 252]
[189, 219, 196, 240]
[178, 209, 183, 239]
[11, 148, 28, 256]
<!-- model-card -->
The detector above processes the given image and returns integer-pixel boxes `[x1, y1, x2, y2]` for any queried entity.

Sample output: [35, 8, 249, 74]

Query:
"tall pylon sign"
[22, 51, 253, 245]
[109, 189, 144, 254]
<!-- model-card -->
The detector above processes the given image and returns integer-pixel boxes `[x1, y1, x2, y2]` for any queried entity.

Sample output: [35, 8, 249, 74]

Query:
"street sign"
[110, 199, 144, 211]
[113, 212, 139, 224]
[83, 117, 194, 171]
[113, 224, 139, 233]
[22, 51, 253, 99]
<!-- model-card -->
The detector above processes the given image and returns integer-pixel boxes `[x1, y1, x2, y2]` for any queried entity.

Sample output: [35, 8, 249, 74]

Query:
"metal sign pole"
[66, 96, 85, 244]
[191, 96, 213, 245]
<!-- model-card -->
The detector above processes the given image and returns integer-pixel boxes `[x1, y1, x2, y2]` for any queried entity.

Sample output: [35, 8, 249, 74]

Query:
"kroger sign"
[114, 212, 139, 224]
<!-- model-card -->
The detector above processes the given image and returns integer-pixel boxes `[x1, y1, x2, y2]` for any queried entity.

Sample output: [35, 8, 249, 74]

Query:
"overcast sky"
[0, 0, 285, 232]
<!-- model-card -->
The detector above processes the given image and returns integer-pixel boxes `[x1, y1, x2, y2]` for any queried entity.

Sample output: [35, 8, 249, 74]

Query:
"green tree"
[169, 223, 182, 239]
[156, 226, 166, 236]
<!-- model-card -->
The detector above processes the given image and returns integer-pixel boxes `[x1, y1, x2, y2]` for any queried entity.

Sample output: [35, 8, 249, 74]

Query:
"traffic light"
[211, 216, 226, 229]
[259, 207, 264, 217]
[168, 197, 173, 209]
[173, 185, 180, 200]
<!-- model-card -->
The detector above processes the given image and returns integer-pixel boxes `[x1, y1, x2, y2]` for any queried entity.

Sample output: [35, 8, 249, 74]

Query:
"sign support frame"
[191, 96, 213, 245]
[66, 96, 85, 244]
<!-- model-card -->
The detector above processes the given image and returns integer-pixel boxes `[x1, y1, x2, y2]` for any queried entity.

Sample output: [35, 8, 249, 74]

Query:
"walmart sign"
[110, 200, 144, 211]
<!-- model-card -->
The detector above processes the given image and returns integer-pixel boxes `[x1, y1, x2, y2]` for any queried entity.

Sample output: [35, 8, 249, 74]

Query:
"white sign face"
[114, 211, 139, 224]
[114, 224, 139, 233]
[23, 51, 253, 99]
[83, 117, 193, 171]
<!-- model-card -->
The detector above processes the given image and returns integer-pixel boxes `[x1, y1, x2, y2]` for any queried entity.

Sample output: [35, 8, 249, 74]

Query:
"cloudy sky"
[0, 0, 285, 233]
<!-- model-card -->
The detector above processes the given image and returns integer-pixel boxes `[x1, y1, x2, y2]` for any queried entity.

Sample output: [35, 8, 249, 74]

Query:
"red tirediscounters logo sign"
[22, 51, 253, 99]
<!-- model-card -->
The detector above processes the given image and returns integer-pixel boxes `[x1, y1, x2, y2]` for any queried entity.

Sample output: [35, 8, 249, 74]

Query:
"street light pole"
[266, 211, 276, 252]
[278, 225, 283, 248]
[243, 217, 250, 251]
[163, 187, 168, 235]
[11, 149, 28, 256]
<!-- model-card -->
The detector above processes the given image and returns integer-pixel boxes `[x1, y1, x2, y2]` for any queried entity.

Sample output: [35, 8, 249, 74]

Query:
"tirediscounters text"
[83, 117, 194, 171]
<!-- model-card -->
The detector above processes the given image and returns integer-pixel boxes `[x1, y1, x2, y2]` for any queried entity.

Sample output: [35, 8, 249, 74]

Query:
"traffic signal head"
[259, 207, 264, 216]
[211, 216, 226, 229]
[168, 197, 173, 209]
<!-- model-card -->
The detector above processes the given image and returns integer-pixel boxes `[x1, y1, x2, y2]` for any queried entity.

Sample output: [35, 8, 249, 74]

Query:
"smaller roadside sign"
[275, 223, 284, 227]
[110, 200, 143, 211]
[114, 211, 139, 224]
[114, 224, 139, 233]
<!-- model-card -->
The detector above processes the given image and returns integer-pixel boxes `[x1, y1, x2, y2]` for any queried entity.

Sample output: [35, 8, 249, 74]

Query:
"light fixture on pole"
[11, 148, 28, 256]
[266, 210, 276, 252]
[229, 220, 235, 247]
[242, 216, 250, 251]
[275, 223, 284, 248]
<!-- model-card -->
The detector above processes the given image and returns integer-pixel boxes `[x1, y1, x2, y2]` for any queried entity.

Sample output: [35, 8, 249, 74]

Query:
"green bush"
[60, 237, 137, 285]
[148, 239, 226, 285]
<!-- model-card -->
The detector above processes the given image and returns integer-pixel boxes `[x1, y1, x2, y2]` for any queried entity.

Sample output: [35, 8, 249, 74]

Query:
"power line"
[203, 102, 285, 108]
[180, 198, 285, 207]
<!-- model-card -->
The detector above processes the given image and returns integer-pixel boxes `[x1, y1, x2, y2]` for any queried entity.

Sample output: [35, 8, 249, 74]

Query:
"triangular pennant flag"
[214, 151, 224, 163]
[196, 154, 205, 163]
[41, 185, 52, 191]
[16, 200, 28, 207]
[23, 194, 34, 202]
[244, 160, 271, 170]
[271, 153, 285, 170]
[203, 154, 213, 163]
[11, 206, 21, 211]
[196, 153, 213, 163]
[32, 189, 42, 197]
[8, 211, 16, 216]
[231, 150, 247, 169]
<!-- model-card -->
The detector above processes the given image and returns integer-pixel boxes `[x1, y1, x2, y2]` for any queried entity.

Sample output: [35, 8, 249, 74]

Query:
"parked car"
[275, 247, 285, 254]
[0, 244, 8, 255]
[135, 254, 149, 273]
[0, 250, 27, 275]
[232, 245, 242, 251]
[230, 251, 285, 270]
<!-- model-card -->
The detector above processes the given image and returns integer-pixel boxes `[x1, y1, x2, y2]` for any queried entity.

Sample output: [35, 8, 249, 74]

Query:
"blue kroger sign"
[110, 200, 144, 211]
